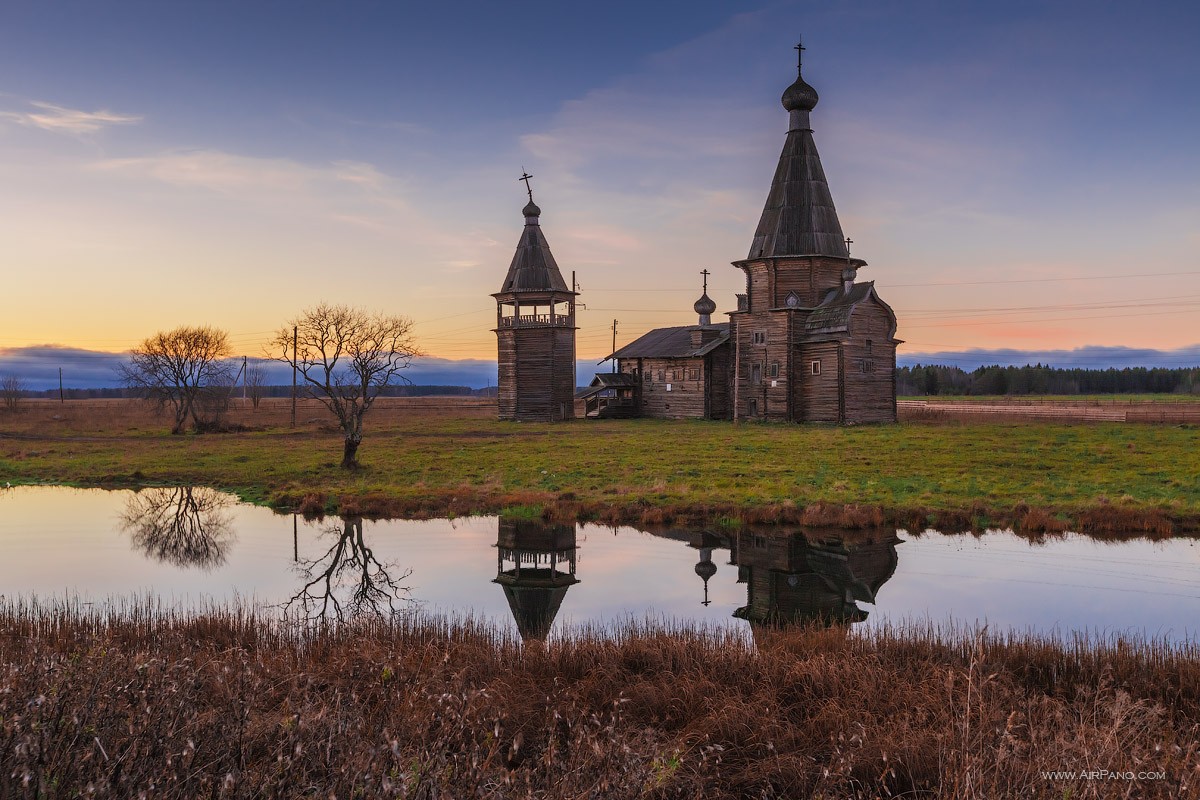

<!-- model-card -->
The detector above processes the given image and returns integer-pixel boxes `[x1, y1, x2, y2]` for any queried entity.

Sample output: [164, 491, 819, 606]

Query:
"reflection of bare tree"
[119, 487, 236, 569]
[283, 518, 410, 622]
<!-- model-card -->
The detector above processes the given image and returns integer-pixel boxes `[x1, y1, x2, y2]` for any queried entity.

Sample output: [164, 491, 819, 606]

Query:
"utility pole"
[572, 270, 578, 392]
[611, 319, 618, 373]
[58, 367, 64, 404]
[291, 325, 298, 428]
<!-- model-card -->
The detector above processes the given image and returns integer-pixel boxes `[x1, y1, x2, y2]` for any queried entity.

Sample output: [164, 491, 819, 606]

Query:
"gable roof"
[805, 282, 882, 336]
[604, 323, 730, 361]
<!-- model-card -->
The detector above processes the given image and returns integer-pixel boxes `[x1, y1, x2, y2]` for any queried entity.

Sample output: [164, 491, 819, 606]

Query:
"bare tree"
[119, 326, 235, 434]
[119, 486, 237, 569]
[245, 363, 268, 410]
[1, 375, 25, 412]
[283, 517, 410, 622]
[271, 304, 421, 468]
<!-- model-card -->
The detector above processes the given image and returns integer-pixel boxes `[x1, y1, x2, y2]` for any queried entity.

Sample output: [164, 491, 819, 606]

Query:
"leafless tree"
[119, 326, 236, 434]
[271, 304, 421, 468]
[245, 363, 268, 410]
[1, 375, 25, 412]
[283, 517, 410, 622]
[119, 486, 237, 569]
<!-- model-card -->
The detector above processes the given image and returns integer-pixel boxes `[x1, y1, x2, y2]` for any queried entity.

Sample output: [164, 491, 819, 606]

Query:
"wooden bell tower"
[493, 173, 578, 421]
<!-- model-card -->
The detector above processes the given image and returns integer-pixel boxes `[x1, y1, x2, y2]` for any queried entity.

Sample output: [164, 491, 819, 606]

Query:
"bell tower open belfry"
[493, 172, 578, 421]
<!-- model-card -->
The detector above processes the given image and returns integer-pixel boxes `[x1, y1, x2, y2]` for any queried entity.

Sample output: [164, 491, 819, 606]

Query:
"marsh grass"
[0, 599, 1197, 798]
[2, 398, 1199, 532]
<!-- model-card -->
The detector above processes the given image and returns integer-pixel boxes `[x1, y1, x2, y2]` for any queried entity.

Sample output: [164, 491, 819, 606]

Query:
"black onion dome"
[694, 559, 717, 581]
[522, 200, 541, 218]
[694, 292, 717, 316]
[782, 74, 819, 112]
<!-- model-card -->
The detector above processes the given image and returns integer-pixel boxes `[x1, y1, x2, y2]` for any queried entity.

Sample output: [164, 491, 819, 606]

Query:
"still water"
[1, 486, 1198, 641]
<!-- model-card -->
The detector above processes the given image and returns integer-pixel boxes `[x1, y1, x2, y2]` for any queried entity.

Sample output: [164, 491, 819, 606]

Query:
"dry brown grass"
[0, 601, 1197, 799]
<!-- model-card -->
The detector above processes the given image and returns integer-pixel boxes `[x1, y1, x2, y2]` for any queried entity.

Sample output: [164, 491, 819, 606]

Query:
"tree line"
[897, 363, 1200, 396]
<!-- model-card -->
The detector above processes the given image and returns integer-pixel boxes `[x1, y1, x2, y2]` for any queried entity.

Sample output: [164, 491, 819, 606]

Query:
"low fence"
[899, 399, 1200, 423]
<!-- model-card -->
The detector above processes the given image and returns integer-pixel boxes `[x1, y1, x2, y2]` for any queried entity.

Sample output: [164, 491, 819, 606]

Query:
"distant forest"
[897, 364, 1200, 396]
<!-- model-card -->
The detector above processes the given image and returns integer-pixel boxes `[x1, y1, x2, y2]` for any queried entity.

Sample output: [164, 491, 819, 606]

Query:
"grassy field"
[2, 602, 1196, 798]
[901, 394, 1200, 404]
[1, 397, 1198, 532]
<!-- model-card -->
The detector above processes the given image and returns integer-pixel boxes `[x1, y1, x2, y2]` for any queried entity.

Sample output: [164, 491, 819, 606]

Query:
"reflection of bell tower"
[694, 547, 717, 606]
[493, 173, 578, 421]
[493, 516, 579, 642]
[732, 528, 900, 638]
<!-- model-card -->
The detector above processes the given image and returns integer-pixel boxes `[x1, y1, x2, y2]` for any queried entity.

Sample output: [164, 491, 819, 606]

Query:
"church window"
[657, 370, 664, 382]
[751, 331, 766, 345]
[866, 339, 873, 355]
[748, 399, 758, 416]
[785, 292, 800, 308]
[769, 362, 779, 378]
[811, 360, 822, 376]
[689, 368, 700, 381]
[861, 360, 874, 374]
[751, 364, 762, 385]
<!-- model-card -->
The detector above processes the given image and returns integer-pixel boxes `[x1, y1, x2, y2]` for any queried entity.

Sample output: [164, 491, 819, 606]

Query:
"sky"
[2, 0, 1199, 387]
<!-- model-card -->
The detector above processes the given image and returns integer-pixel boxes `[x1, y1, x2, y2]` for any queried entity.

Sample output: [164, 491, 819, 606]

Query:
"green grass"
[2, 402, 1199, 531]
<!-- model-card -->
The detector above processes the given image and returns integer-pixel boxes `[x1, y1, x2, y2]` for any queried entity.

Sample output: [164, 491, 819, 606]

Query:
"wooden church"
[498, 45, 900, 425]
[600, 46, 899, 423]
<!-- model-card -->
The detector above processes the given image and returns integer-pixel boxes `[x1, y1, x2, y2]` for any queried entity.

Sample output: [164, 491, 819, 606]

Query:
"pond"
[1, 486, 1198, 641]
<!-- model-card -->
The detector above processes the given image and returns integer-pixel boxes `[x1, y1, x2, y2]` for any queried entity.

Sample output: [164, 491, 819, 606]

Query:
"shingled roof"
[804, 282, 896, 338]
[604, 323, 730, 362]
[746, 65, 848, 261]
[498, 202, 570, 294]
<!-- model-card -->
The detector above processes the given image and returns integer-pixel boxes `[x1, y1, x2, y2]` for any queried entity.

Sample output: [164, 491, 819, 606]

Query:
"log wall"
[496, 326, 576, 421]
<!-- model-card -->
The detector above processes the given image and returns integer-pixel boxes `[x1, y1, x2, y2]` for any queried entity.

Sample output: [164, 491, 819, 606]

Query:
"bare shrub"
[0, 374, 25, 412]
[245, 362, 268, 409]
[119, 326, 235, 433]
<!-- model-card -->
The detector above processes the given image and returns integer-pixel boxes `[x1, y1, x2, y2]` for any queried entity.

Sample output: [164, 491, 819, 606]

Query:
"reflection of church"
[493, 517, 579, 641]
[489, 515, 900, 644]
[729, 529, 901, 632]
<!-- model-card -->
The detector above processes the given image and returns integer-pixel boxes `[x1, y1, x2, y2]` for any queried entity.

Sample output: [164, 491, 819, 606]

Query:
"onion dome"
[694, 292, 717, 317]
[522, 199, 541, 218]
[694, 558, 717, 582]
[782, 73, 818, 112]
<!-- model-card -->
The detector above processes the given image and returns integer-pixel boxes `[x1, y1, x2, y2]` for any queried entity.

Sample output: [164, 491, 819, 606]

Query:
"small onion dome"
[694, 558, 717, 582]
[522, 200, 541, 218]
[841, 265, 857, 282]
[781, 74, 819, 112]
[694, 291, 717, 316]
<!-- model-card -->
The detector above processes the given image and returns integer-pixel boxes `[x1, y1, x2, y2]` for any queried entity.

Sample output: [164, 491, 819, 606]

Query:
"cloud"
[3, 101, 141, 134]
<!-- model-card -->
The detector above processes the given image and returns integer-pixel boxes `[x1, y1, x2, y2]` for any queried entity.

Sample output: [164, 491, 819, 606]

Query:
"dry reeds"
[0, 600, 1196, 798]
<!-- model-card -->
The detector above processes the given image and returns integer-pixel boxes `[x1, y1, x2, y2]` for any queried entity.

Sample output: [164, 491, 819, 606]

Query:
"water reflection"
[119, 486, 236, 569]
[493, 516, 579, 641]
[283, 517, 411, 622]
[730, 528, 901, 637]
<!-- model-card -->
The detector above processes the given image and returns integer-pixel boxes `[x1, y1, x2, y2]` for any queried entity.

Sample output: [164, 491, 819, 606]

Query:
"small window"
[768, 362, 779, 378]
[861, 360, 874, 374]
[751, 364, 762, 385]
[751, 331, 766, 345]
[689, 368, 700, 381]
[866, 340, 873, 355]
[748, 399, 758, 416]
[644, 371, 651, 383]
[657, 370, 665, 382]
[811, 360, 822, 376]
[785, 292, 799, 308]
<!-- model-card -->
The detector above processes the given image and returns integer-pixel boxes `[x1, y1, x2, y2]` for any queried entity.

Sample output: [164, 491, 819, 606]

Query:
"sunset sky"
[2, 0, 1199, 385]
